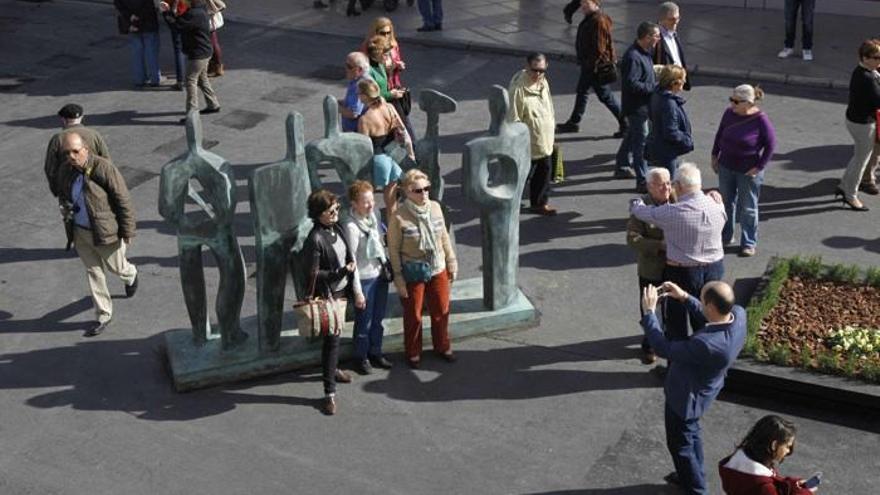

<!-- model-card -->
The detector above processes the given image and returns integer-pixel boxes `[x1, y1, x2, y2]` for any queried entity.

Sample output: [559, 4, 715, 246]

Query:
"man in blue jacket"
[641, 280, 746, 495]
[616, 22, 660, 193]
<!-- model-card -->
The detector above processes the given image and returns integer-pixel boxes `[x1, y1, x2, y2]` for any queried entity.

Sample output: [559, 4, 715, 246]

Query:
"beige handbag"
[292, 268, 347, 338]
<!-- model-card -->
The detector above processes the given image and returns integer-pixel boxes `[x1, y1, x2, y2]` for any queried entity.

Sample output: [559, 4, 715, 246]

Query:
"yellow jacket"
[507, 69, 555, 159]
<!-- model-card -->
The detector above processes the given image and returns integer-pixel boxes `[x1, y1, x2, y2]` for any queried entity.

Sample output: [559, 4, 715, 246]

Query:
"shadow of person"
[362, 336, 660, 402]
[0, 297, 94, 334]
[0, 334, 325, 420]
[518, 245, 633, 270]
[523, 485, 678, 495]
[0, 247, 77, 264]
[773, 144, 852, 173]
[822, 235, 880, 254]
[4, 110, 184, 130]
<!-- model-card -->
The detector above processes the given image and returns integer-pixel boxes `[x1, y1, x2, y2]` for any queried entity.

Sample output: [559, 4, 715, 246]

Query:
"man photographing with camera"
[641, 280, 746, 494]
[58, 132, 139, 337]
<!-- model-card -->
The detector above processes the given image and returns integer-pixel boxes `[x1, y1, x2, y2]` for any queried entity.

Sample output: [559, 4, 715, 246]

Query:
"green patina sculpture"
[158, 111, 248, 350]
[248, 112, 314, 352]
[413, 89, 457, 202]
[305, 95, 373, 194]
[461, 85, 531, 310]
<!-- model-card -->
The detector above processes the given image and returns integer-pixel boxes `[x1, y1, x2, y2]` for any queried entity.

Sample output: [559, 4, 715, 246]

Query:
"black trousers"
[529, 155, 552, 207]
[322, 334, 341, 395]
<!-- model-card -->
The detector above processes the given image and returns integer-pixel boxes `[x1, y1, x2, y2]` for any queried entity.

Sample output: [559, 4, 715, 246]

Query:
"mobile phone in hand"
[803, 471, 822, 489]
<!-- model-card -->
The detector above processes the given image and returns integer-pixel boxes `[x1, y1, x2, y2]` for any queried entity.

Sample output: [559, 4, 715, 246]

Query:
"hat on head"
[732, 85, 756, 104]
[58, 103, 83, 120]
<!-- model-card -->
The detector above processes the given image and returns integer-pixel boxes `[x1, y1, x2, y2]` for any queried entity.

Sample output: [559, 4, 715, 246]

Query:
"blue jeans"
[417, 0, 443, 28]
[129, 31, 160, 86]
[616, 113, 650, 185]
[784, 0, 815, 50]
[352, 277, 389, 361]
[665, 404, 707, 495]
[567, 66, 622, 125]
[169, 27, 186, 83]
[662, 260, 724, 340]
[718, 167, 763, 248]
[373, 154, 402, 188]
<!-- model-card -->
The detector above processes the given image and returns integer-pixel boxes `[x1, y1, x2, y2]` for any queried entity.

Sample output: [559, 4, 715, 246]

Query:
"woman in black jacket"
[302, 189, 355, 416]
[837, 38, 880, 211]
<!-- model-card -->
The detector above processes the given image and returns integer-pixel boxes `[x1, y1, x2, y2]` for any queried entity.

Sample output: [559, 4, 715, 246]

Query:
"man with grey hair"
[339, 51, 371, 132]
[654, 2, 691, 90]
[629, 162, 726, 340]
[44, 104, 111, 200]
[626, 167, 674, 363]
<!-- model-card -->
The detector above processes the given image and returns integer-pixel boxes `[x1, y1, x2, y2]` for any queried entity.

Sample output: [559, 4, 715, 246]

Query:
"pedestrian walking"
[388, 169, 457, 369]
[206, 0, 226, 77]
[302, 189, 356, 416]
[338, 52, 370, 132]
[711, 84, 776, 257]
[626, 167, 674, 365]
[616, 21, 661, 192]
[163, 0, 187, 91]
[778, 0, 815, 61]
[654, 2, 691, 90]
[629, 163, 726, 340]
[58, 132, 139, 337]
[342, 181, 393, 375]
[508, 52, 558, 216]
[416, 0, 442, 32]
[641, 280, 746, 495]
[160, 0, 221, 122]
[361, 18, 415, 144]
[556, 0, 625, 138]
[649, 65, 693, 175]
[45, 104, 111, 201]
[836, 38, 880, 211]
[719, 415, 817, 495]
[114, 0, 161, 87]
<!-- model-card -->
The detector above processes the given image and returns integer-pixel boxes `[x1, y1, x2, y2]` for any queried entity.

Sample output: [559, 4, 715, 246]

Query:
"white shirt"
[661, 27, 683, 67]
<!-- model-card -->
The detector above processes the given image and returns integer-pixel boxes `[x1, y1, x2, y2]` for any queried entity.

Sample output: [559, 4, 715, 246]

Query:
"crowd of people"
[38, 0, 879, 490]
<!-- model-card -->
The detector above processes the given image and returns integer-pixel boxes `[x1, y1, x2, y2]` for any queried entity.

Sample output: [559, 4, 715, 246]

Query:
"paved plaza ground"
[1, 0, 879, 493]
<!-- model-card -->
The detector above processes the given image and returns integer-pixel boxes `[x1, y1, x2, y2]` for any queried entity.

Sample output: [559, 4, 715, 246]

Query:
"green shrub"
[861, 361, 880, 383]
[767, 343, 791, 366]
[799, 346, 813, 369]
[788, 255, 822, 279]
[864, 266, 880, 288]
[816, 350, 839, 374]
[827, 263, 860, 284]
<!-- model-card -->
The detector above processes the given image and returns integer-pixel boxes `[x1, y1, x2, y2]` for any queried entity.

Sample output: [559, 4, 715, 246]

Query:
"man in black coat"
[160, 0, 220, 122]
[653, 2, 691, 90]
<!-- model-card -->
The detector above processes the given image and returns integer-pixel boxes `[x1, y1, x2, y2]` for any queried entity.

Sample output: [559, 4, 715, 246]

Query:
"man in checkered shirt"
[629, 163, 727, 340]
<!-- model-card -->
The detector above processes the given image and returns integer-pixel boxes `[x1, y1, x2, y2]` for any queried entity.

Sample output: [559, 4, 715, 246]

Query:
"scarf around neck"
[350, 208, 385, 262]
[403, 198, 440, 270]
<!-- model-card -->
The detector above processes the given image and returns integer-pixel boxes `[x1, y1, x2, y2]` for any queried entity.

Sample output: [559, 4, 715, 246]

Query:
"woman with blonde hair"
[362, 17, 406, 91]
[648, 64, 693, 175]
[388, 169, 457, 369]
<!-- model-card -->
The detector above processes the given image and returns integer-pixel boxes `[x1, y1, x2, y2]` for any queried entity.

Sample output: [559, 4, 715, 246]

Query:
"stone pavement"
[2, 0, 880, 493]
[217, 0, 880, 88]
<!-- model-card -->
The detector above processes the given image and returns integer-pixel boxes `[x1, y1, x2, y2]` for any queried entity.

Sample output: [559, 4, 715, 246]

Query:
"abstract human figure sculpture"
[158, 111, 248, 350]
[413, 89, 457, 202]
[462, 85, 531, 310]
[305, 95, 373, 194]
[249, 112, 313, 352]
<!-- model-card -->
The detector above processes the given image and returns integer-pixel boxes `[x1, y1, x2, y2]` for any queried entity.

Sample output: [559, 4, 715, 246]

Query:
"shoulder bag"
[292, 266, 347, 339]
[594, 60, 618, 86]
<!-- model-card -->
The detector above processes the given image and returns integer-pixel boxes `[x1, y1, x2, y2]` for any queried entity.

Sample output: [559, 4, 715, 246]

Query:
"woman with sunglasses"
[837, 38, 880, 211]
[719, 415, 817, 494]
[387, 169, 457, 369]
[361, 18, 405, 91]
[302, 189, 356, 416]
[648, 64, 693, 176]
[710, 84, 776, 258]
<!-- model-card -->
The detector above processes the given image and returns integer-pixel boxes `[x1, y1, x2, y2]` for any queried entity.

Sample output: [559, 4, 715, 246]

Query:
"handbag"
[292, 268, 347, 339]
[594, 60, 618, 85]
[379, 259, 394, 282]
[210, 11, 224, 31]
[398, 89, 412, 116]
[401, 260, 433, 283]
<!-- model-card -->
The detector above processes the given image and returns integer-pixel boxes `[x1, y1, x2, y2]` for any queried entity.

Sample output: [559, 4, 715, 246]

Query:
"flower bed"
[745, 256, 880, 384]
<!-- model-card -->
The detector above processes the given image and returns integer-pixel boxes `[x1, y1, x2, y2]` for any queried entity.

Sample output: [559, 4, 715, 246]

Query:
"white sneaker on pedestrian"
[777, 48, 794, 58]
[802, 50, 813, 61]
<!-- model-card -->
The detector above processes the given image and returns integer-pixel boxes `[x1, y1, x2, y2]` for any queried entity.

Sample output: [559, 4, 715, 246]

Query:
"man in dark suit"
[653, 2, 691, 90]
[641, 280, 746, 495]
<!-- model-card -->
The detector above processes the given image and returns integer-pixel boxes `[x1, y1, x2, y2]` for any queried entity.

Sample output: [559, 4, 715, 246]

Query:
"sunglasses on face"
[529, 67, 547, 74]
[729, 97, 746, 104]
[409, 186, 431, 194]
[379, 30, 392, 35]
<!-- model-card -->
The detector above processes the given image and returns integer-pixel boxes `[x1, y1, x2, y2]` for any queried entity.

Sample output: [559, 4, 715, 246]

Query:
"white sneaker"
[802, 50, 813, 61]
[777, 48, 794, 58]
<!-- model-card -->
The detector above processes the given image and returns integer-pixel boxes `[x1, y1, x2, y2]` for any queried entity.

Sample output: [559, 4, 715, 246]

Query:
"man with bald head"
[59, 132, 138, 337]
[641, 279, 746, 494]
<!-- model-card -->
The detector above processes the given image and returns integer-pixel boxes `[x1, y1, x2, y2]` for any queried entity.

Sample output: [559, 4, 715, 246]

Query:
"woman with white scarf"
[387, 169, 457, 369]
[342, 181, 393, 375]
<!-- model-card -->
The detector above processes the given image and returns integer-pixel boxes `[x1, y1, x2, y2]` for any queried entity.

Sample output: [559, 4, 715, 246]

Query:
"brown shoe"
[641, 349, 657, 365]
[321, 396, 337, 416]
[334, 369, 352, 383]
[529, 204, 557, 216]
[859, 182, 879, 195]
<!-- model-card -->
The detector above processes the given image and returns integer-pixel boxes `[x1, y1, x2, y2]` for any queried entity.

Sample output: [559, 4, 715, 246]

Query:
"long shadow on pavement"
[0, 297, 94, 334]
[524, 486, 677, 495]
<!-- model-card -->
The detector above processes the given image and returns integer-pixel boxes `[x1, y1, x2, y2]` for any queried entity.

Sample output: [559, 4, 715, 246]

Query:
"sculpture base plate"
[164, 278, 538, 392]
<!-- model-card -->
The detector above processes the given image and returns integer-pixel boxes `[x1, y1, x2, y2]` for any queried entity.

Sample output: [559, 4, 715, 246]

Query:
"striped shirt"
[629, 190, 726, 265]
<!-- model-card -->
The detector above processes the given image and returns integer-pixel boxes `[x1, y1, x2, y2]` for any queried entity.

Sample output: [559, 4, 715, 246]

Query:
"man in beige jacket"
[508, 52, 558, 216]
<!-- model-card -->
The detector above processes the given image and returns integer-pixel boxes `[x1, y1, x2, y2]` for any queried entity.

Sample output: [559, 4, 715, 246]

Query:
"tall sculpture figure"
[305, 95, 373, 193]
[249, 112, 313, 352]
[413, 89, 457, 202]
[462, 85, 531, 310]
[158, 111, 248, 350]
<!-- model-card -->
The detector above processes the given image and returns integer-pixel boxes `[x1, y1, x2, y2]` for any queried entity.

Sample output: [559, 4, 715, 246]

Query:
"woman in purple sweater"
[711, 84, 777, 257]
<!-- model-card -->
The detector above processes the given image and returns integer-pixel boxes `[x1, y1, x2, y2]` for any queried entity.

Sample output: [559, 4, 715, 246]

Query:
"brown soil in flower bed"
[759, 276, 880, 371]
